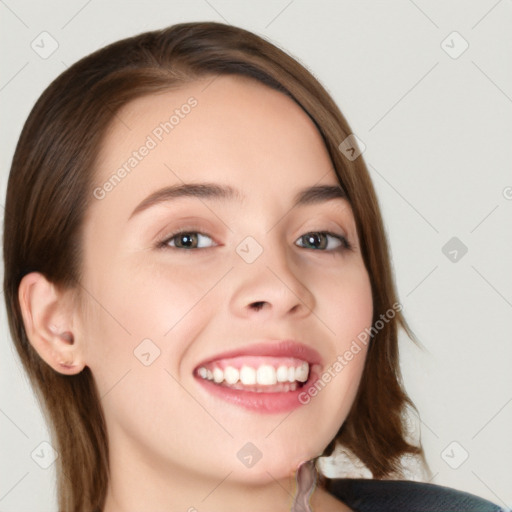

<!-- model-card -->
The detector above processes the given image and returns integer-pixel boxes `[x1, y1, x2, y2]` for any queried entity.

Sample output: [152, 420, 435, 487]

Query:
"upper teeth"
[197, 362, 309, 386]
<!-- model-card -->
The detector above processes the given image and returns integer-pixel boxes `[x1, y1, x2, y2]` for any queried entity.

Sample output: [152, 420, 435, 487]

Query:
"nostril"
[250, 301, 266, 311]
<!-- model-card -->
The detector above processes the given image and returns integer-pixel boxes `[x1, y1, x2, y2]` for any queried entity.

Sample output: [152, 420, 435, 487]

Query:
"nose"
[229, 242, 316, 320]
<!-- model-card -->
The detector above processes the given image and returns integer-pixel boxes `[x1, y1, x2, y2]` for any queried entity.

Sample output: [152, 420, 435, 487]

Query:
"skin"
[19, 74, 373, 511]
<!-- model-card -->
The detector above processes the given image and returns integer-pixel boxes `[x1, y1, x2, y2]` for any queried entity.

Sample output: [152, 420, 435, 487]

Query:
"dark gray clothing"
[326, 478, 509, 512]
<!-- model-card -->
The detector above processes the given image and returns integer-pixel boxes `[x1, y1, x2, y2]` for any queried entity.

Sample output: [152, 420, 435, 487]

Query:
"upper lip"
[194, 339, 323, 369]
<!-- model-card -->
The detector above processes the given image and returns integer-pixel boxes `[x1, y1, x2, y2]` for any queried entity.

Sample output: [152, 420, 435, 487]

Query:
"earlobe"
[18, 272, 86, 375]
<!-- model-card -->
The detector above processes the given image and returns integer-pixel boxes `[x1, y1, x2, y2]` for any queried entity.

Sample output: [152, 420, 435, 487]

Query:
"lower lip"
[194, 370, 319, 414]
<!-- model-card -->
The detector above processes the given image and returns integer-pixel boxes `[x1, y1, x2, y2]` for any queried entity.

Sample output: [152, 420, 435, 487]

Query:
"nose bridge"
[230, 230, 315, 317]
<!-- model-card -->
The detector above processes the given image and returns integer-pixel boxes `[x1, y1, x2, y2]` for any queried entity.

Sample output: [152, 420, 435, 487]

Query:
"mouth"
[194, 355, 315, 393]
[192, 340, 322, 413]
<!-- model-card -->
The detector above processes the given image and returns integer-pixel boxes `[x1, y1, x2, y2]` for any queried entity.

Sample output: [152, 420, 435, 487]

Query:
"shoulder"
[326, 477, 508, 512]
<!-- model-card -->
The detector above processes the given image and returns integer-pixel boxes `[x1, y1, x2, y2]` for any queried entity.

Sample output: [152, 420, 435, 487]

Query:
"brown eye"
[162, 231, 216, 250]
[296, 231, 350, 252]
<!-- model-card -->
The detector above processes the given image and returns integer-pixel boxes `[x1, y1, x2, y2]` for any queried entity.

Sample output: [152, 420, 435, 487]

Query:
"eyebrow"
[128, 182, 347, 220]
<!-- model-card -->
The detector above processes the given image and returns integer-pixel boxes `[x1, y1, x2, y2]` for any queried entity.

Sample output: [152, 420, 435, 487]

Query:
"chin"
[232, 450, 318, 485]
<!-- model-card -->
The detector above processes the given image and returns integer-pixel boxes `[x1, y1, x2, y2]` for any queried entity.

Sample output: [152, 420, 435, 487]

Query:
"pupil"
[306, 233, 323, 249]
[180, 233, 196, 248]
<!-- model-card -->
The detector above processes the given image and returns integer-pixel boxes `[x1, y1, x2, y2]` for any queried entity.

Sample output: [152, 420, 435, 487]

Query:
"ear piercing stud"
[59, 331, 74, 343]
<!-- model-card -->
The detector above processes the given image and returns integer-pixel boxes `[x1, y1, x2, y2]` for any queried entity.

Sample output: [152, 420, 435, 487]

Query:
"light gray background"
[1, 1, 511, 510]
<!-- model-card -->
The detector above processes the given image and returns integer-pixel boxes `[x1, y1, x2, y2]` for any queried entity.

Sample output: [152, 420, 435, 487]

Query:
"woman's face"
[79, 74, 373, 485]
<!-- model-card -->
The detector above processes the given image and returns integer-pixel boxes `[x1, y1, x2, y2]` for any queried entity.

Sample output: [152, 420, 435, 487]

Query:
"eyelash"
[156, 227, 353, 253]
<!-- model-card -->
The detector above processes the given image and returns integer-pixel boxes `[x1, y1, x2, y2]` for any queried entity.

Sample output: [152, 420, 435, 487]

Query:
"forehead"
[92, 74, 341, 219]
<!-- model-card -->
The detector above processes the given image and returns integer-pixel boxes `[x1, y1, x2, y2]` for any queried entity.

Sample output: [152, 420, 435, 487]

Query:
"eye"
[295, 231, 351, 252]
[159, 230, 217, 250]
[157, 229, 352, 253]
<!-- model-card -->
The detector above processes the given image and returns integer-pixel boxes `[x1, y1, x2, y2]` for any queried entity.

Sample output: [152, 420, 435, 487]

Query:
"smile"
[196, 356, 310, 392]
[194, 358, 322, 413]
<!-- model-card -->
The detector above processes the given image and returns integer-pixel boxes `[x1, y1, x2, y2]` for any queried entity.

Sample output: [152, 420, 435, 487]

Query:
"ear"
[18, 272, 86, 375]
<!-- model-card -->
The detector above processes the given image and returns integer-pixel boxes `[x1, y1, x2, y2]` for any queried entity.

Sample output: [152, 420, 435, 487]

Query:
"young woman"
[3, 21, 505, 512]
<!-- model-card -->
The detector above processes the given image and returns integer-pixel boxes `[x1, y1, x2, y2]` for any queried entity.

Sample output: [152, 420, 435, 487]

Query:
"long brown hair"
[3, 21, 426, 511]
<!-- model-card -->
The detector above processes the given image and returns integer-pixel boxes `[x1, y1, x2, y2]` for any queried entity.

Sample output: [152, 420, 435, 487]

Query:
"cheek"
[321, 259, 374, 344]
[304, 261, 373, 430]
[82, 259, 220, 379]
[123, 256, 220, 332]
[88, 255, 212, 334]
[79, 265, 210, 438]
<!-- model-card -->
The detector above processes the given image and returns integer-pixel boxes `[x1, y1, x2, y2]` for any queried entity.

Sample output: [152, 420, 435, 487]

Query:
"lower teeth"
[215, 381, 301, 393]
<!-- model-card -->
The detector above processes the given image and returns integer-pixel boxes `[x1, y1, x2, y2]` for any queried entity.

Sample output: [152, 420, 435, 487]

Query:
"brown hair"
[3, 21, 427, 511]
